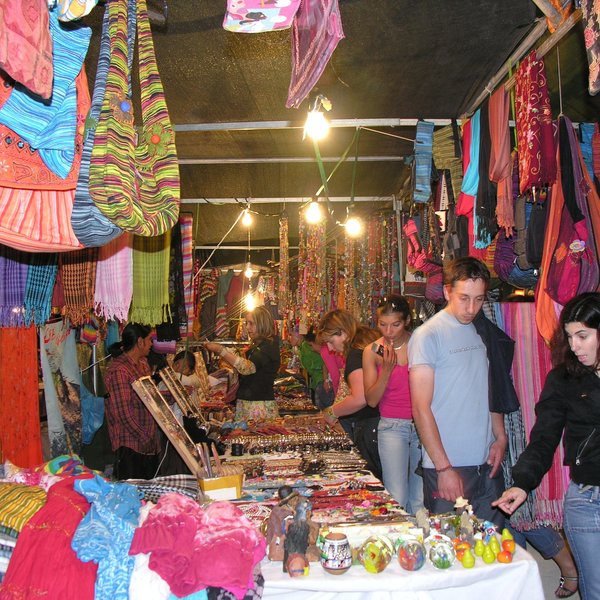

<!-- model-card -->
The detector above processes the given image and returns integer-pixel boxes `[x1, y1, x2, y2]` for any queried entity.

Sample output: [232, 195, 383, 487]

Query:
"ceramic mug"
[320, 532, 352, 575]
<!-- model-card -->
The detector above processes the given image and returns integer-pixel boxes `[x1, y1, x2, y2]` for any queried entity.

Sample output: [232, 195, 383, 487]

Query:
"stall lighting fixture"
[304, 94, 332, 141]
[241, 208, 253, 227]
[344, 216, 363, 237]
[244, 261, 253, 279]
[305, 200, 323, 224]
[245, 291, 256, 312]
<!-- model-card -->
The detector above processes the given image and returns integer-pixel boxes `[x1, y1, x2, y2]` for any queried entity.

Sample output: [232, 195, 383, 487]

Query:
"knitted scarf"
[130, 232, 171, 326]
[0, 246, 28, 327]
[24, 253, 58, 326]
[94, 232, 133, 322]
[60, 248, 98, 326]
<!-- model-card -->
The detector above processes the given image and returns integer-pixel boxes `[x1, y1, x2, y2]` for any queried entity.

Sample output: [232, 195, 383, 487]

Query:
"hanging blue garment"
[460, 109, 481, 196]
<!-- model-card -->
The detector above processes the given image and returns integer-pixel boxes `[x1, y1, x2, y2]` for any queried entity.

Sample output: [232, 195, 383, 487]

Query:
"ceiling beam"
[174, 118, 453, 133]
[178, 156, 405, 165]
[181, 196, 395, 204]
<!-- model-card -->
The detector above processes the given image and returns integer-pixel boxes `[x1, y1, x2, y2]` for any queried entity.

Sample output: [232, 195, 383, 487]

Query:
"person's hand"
[436, 469, 464, 502]
[487, 435, 507, 478]
[203, 342, 223, 354]
[380, 343, 397, 375]
[491, 487, 527, 514]
[322, 406, 338, 426]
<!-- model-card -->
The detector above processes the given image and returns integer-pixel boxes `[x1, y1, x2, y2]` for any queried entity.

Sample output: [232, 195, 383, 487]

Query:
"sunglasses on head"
[378, 297, 404, 311]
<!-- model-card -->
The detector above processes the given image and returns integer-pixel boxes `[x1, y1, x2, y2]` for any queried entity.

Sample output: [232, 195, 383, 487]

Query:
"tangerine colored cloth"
[0, 326, 42, 468]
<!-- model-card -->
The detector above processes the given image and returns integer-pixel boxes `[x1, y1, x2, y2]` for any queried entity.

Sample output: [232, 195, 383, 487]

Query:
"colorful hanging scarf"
[581, 0, 600, 96]
[474, 98, 497, 248]
[130, 232, 171, 326]
[515, 51, 556, 194]
[488, 87, 514, 233]
[278, 216, 290, 317]
[0, 8, 91, 178]
[61, 248, 98, 326]
[432, 122, 463, 201]
[94, 232, 133, 322]
[579, 122, 595, 179]
[501, 302, 568, 526]
[168, 222, 187, 336]
[179, 214, 194, 338]
[460, 110, 481, 197]
[413, 120, 435, 204]
[286, 0, 345, 108]
[0, 246, 28, 327]
[24, 253, 58, 326]
[0, 326, 42, 468]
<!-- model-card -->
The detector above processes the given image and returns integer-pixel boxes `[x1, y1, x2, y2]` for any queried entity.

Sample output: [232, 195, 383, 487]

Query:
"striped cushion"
[0, 483, 47, 533]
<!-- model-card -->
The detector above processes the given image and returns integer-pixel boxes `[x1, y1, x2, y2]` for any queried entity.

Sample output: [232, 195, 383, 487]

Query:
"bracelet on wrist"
[435, 464, 453, 473]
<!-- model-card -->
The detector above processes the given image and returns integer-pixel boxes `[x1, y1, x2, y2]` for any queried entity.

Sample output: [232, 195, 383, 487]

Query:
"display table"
[260, 545, 544, 600]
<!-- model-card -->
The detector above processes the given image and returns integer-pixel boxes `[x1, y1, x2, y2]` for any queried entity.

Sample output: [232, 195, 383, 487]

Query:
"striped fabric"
[89, 0, 180, 237]
[413, 120, 435, 203]
[0, 483, 47, 533]
[501, 302, 568, 526]
[94, 232, 133, 322]
[24, 254, 58, 326]
[0, 8, 91, 179]
[71, 5, 122, 248]
[61, 248, 98, 326]
[130, 231, 171, 325]
[179, 215, 195, 338]
[0, 246, 28, 327]
[432, 124, 463, 201]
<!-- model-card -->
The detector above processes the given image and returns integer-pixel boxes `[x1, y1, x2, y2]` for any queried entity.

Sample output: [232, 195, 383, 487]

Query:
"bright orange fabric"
[0, 326, 43, 467]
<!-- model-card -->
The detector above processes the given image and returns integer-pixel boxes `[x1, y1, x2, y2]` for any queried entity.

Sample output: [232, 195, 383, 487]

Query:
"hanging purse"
[89, 0, 180, 237]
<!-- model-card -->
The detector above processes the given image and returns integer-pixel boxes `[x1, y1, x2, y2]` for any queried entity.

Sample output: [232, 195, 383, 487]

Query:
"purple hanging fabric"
[286, 0, 345, 109]
[0, 246, 28, 327]
[581, 0, 600, 96]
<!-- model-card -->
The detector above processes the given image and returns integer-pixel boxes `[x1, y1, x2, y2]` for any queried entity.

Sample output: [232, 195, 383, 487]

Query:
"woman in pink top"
[363, 295, 424, 513]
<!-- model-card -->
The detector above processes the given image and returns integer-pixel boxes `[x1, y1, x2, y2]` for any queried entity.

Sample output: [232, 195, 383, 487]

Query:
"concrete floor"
[530, 545, 580, 599]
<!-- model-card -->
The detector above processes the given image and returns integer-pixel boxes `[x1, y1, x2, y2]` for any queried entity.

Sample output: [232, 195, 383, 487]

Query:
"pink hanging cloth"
[286, 0, 345, 109]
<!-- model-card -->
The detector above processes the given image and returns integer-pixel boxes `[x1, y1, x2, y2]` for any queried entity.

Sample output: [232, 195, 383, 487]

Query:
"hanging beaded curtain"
[354, 234, 371, 325]
[297, 207, 326, 329]
[343, 236, 359, 319]
[0, 326, 42, 467]
[278, 216, 290, 318]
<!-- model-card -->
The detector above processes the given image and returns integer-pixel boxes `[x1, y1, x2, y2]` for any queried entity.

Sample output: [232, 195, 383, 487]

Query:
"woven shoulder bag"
[89, 0, 180, 236]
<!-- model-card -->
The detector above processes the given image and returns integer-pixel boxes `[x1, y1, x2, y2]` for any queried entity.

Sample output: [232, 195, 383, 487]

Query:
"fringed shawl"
[0, 246, 28, 327]
[61, 248, 98, 326]
[24, 253, 58, 326]
[94, 232, 133, 322]
[130, 232, 171, 326]
[179, 215, 194, 338]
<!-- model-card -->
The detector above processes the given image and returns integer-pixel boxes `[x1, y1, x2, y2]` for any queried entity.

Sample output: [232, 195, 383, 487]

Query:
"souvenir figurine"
[283, 498, 312, 575]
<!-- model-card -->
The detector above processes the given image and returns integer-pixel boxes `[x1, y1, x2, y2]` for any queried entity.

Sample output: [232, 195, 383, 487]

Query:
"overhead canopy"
[83, 1, 600, 256]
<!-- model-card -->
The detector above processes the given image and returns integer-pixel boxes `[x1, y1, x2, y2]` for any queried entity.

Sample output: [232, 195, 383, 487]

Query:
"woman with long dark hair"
[317, 309, 382, 481]
[105, 323, 160, 480]
[493, 292, 600, 600]
[204, 305, 280, 421]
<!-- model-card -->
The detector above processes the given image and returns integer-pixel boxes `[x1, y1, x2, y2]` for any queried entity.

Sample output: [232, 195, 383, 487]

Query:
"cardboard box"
[199, 473, 244, 501]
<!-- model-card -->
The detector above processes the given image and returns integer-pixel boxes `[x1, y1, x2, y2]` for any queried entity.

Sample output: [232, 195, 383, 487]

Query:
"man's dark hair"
[443, 257, 490, 288]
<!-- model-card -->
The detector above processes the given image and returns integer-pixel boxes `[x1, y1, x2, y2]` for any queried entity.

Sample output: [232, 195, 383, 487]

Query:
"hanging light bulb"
[345, 217, 363, 237]
[305, 201, 323, 224]
[245, 291, 256, 312]
[304, 110, 330, 141]
[241, 208, 253, 227]
[244, 261, 253, 279]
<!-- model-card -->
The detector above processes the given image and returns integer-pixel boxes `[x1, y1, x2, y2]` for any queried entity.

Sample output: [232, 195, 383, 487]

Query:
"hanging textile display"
[0, 67, 90, 252]
[130, 231, 171, 326]
[88, 0, 180, 237]
[61, 248, 99, 326]
[0, 0, 53, 99]
[167, 222, 187, 339]
[501, 302, 568, 526]
[278, 216, 290, 317]
[488, 87, 514, 234]
[40, 320, 83, 457]
[71, 5, 123, 248]
[179, 214, 195, 338]
[515, 50, 556, 195]
[297, 206, 327, 328]
[343, 237, 359, 319]
[0, 246, 28, 327]
[24, 253, 58, 326]
[94, 232, 133, 322]
[432, 121, 463, 201]
[545, 117, 599, 306]
[412, 120, 435, 204]
[223, 0, 301, 32]
[286, 0, 345, 108]
[0, 326, 42, 468]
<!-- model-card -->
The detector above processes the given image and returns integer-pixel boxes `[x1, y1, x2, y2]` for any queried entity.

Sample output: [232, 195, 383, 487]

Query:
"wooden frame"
[159, 365, 201, 420]
[132, 376, 203, 477]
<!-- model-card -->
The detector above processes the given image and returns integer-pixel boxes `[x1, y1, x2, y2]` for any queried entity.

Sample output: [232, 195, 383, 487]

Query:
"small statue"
[283, 498, 312, 576]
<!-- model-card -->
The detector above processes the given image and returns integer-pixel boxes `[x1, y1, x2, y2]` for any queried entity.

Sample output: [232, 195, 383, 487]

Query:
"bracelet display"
[435, 464, 453, 473]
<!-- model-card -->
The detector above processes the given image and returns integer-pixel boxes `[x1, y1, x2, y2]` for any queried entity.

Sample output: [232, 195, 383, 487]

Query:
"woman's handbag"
[89, 0, 180, 237]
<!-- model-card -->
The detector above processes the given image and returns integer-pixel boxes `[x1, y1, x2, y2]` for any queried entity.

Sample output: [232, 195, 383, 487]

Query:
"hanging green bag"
[89, 0, 180, 237]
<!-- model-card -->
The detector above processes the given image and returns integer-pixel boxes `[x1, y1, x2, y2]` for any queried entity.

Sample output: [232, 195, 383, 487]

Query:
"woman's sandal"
[555, 575, 578, 598]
